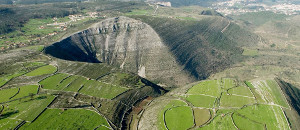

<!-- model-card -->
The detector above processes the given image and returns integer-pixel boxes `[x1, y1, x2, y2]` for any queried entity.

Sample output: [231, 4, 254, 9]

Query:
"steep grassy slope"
[276, 79, 300, 130]
[132, 15, 259, 79]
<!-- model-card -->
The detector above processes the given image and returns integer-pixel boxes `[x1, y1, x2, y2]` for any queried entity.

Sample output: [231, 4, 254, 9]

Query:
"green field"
[11, 85, 39, 100]
[220, 94, 255, 108]
[194, 108, 211, 126]
[232, 112, 265, 130]
[63, 76, 88, 92]
[0, 118, 22, 130]
[55, 75, 79, 90]
[0, 72, 26, 87]
[79, 80, 129, 99]
[26, 65, 57, 76]
[0, 88, 19, 103]
[165, 106, 194, 130]
[221, 78, 236, 89]
[235, 104, 289, 130]
[185, 95, 216, 108]
[187, 80, 221, 97]
[158, 100, 187, 130]
[2, 95, 55, 121]
[39, 73, 69, 90]
[228, 86, 253, 97]
[199, 114, 236, 130]
[20, 109, 110, 129]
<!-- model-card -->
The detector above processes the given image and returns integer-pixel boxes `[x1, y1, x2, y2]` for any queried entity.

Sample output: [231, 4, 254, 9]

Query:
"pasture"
[26, 65, 57, 76]
[20, 109, 110, 129]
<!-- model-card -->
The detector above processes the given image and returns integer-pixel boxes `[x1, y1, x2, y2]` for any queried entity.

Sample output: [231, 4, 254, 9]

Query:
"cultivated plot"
[0, 72, 26, 87]
[54, 75, 79, 90]
[10, 85, 39, 100]
[158, 100, 187, 130]
[221, 78, 236, 89]
[79, 80, 129, 99]
[0, 118, 22, 130]
[232, 112, 265, 130]
[165, 106, 194, 130]
[220, 94, 255, 108]
[187, 80, 221, 97]
[39, 73, 69, 90]
[0, 87, 19, 103]
[228, 86, 254, 97]
[193, 108, 211, 126]
[185, 95, 216, 108]
[159, 78, 291, 130]
[20, 109, 111, 129]
[63, 76, 88, 92]
[25, 65, 57, 76]
[234, 104, 290, 130]
[199, 114, 236, 130]
[2, 95, 55, 122]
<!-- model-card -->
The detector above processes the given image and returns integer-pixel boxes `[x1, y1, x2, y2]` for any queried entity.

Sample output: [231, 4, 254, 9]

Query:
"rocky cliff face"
[45, 16, 193, 87]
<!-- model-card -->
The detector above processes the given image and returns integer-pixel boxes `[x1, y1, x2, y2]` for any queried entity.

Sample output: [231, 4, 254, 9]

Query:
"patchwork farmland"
[0, 47, 165, 130]
[157, 78, 291, 130]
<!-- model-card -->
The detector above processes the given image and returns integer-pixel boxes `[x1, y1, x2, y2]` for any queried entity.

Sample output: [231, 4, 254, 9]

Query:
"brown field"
[193, 108, 211, 126]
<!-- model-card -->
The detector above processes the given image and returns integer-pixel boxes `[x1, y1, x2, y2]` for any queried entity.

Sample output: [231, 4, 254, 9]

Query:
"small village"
[212, 0, 300, 15]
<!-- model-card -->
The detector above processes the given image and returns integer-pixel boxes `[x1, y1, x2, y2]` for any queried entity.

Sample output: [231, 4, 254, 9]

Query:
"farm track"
[221, 19, 230, 33]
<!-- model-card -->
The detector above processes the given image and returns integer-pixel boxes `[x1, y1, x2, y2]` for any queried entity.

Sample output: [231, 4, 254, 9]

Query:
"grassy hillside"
[131, 15, 259, 79]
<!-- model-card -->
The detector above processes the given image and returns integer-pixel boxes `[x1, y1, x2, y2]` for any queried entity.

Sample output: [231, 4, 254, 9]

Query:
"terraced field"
[10, 85, 39, 100]
[157, 78, 291, 130]
[25, 65, 57, 76]
[39, 73, 70, 90]
[40, 73, 129, 99]
[79, 80, 129, 99]
[0, 87, 20, 103]
[1, 95, 55, 121]
[0, 60, 159, 130]
[0, 72, 26, 87]
[20, 109, 110, 129]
